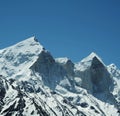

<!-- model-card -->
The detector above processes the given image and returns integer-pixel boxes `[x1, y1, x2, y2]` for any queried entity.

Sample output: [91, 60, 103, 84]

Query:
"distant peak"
[80, 52, 105, 67]
[75, 52, 105, 71]
[15, 36, 44, 48]
[89, 52, 98, 58]
[81, 52, 102, 62]
[0, 36, 45, 55]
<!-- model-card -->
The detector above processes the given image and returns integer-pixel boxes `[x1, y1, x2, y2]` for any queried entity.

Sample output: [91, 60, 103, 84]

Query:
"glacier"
[0, 36, 120, 116]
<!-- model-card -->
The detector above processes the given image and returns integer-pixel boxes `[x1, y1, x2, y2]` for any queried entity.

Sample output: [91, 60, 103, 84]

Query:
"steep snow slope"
[107, 64, 120, 107]
[0, 37, 120, 116]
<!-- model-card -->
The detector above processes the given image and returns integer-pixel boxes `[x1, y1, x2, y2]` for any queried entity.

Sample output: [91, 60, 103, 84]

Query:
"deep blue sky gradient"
[0, 0, 120, 67]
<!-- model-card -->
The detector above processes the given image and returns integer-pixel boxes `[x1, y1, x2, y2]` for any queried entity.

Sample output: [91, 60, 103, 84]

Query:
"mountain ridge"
[0, 37, 120, 116]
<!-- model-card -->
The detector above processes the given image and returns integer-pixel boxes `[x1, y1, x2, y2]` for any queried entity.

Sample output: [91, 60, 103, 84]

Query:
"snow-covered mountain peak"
[0, 37, 45, 77]
[88, 52, 98, 57]
[18, 36, 37, 43]
[75, 52, 112, 94]
[81, 52, 102, 63]
[0, 36, 44, 54]
[75, 52, 104, 71]
[0, 37, 120, 116]
[13, 36, 44, 51]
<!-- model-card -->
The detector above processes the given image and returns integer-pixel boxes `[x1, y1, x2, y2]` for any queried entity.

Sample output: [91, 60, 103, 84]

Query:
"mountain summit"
[0, 36, 45, 77]
[0, 37, 120, 116]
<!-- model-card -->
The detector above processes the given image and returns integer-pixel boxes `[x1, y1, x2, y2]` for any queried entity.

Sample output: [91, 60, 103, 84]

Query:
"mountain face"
[0, 37, 120, 116]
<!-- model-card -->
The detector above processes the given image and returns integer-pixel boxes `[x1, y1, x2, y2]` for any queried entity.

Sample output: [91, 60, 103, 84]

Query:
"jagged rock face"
[78, 69, 93, 93]
[75, 56, 113, 94]
[62, 60, 74, 77]
[90, 57, 112, 93]
[0, 77, 6, 112]
[0, 78, 6, 101]
[30, 50, 55, 76]
[55, 58, 74, 77]
[30, 51, 66, 89]
[0, 76, 22, 115]
[0, 76, 88, 116]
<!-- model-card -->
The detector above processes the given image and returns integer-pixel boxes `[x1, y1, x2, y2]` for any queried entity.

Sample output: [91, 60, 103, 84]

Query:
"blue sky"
[0, 0, 120, 67]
